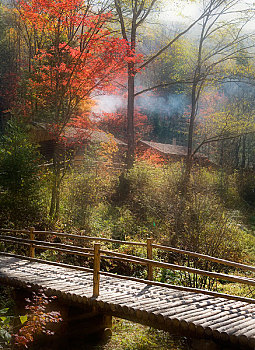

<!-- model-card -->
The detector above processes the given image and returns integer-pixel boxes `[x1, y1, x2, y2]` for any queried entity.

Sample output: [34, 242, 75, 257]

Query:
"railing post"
[29, 227, 35, 258]
[93, 243, 101, 297]
[147, 238, 153, 280]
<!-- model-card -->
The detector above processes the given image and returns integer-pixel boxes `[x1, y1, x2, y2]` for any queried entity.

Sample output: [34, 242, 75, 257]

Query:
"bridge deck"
[0, 255, 255, 348]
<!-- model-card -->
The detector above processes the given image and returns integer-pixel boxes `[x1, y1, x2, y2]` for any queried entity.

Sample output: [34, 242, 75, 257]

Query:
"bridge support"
[189, 338, 246, 350]
[190, 338, 221, 350]
[59, 303, 112, 340]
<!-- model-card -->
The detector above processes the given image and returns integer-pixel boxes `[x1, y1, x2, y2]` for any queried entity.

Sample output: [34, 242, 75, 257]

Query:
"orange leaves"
[19, 0, 115, 48]
[137, 149, 165, 167]
[64, 113, 93, 145]
[19, 0, 83, 31]
[98, 133, 119, 166]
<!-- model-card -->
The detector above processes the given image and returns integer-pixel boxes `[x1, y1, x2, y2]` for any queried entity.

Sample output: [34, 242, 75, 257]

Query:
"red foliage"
[18, 0, 140, 143]
[14, 291, 62, 349]
[137, 148, 165, 166]
[0, 72, 18, 113]
[198, 91, 227, 121]
[97, 108, 151, 142]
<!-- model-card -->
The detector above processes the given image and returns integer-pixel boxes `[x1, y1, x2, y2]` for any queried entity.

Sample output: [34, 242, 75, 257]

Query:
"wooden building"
[137, 139, 214, 167]
[29, 122, 127, 164]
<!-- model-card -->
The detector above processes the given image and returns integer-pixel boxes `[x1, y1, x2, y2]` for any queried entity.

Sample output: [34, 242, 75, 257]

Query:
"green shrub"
[0, 119, 47, 228]
[60, 160, 250, 291]
[61, 158, 117, 231]
[238, 170, 255, 206]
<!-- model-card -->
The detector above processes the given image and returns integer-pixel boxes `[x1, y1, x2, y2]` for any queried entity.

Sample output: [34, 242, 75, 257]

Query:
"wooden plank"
[199, 310, 243, 329]
[143, 294, 209, 315]
[182, 309, 224, 324]
[237, 326, 255, 338]
[216, 316, 253, 333]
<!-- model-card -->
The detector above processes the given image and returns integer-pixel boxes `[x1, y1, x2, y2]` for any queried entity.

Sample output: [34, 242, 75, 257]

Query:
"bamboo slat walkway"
[1, 254, 255, 348]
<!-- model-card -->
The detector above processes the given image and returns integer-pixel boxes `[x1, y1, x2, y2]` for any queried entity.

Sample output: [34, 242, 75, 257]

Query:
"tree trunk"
[126, 63, 135, 169]
[181, 83, 197, 193]
[49, 142, 61, 221]
[241, 135, 246, 169]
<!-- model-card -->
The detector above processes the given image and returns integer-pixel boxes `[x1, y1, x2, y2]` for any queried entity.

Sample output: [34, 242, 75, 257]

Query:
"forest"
[0, 0, 255, 349]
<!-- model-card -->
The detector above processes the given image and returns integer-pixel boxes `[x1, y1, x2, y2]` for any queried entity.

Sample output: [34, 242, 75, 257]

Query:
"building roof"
[139, 140, 208, 160]
[91, 130, 127, 146]
[31, 122, 127, 146]
[139, 140, 187, 156]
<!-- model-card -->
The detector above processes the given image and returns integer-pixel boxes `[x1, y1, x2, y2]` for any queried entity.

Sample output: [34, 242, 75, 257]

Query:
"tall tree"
[114, 0, 156, 168]
[181, 0, 254, 184]
[114, 0, 215, 168]
[17, 0, 129, 219]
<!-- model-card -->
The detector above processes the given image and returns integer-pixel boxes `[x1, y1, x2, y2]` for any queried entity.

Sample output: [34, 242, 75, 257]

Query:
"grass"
[93, 318, 188, 350]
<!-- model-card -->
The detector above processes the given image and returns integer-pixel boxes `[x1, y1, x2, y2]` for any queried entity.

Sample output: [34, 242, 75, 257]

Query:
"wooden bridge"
[0, 228, 255, 349]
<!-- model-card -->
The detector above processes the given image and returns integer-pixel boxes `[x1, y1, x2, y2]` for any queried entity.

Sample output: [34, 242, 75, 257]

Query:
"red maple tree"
[17, 0, 132, 218]
[18, 0, 130, 135]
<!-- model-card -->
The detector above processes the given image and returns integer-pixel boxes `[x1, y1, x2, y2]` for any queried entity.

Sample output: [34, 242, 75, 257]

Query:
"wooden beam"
[29, 227, 35, 258]
[147, 238, 153, 281]
[93, 243, 101, 298]
[32, 231, 146, 247]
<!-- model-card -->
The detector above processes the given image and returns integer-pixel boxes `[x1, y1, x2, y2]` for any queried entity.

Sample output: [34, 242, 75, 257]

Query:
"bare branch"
[192, 131, 255, 156]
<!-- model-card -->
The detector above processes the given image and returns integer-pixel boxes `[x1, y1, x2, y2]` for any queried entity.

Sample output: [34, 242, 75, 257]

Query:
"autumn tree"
[178, 0, 254, 185]
[196, 87, 255, 167]
[113, 0, 153, 168]
[113, 0, 216, 168]
[17, 0, 129, 219]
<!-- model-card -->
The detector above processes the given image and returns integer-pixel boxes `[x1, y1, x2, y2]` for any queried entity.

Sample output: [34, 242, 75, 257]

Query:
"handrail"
[100, 249, 255, 286]
[0, 228, 29, 234]
[152, 243, 255, 273]
[32, 230, 146, 247]
[0, 235, 94, 253]
[0, 227, 255, 303]
[1, 228, 254, 274]
[2, 251, 255, 305]
[2, 233, 254, 287]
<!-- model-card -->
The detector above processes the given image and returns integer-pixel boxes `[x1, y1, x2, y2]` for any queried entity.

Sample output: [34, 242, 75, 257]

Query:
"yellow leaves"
[19, 315, 28, 324]
[80, 98, 95, 113]
[98, 133, 119, 166]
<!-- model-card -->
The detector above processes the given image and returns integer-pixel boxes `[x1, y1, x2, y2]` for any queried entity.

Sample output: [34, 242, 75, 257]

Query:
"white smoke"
[92, 95, 125, 114]
[92, 92, 188, 117]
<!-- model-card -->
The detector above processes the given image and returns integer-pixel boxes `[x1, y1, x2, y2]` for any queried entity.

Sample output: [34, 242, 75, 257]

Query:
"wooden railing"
[0, 228, 255, 303]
